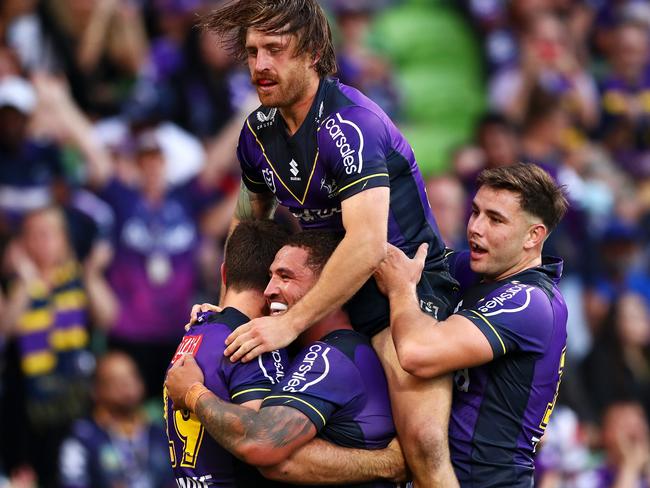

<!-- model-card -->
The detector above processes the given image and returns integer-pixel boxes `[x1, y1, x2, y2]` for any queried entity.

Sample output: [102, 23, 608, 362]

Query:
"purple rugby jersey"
[262, 329, 397, 488]
[447, 252, 568, 488]
[164, 308, 289, 487]
[237, 77, 447, 269]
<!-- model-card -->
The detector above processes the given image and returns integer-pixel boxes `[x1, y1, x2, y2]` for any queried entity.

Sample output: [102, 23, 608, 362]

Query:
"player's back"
[262, 329, 397, 487]
[164, 308, 288, 487]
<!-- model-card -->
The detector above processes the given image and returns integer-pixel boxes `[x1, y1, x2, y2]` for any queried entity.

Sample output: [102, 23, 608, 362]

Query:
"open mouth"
[470, 241, 488, 257]
[256, 79, 278, 89]
[269, 302, 288, 316]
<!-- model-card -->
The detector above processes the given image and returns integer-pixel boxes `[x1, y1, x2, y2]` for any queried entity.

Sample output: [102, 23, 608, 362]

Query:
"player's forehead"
[270, 245, 311, 274]
[474, 186, 521, 213]
[245, 27, 295, 49]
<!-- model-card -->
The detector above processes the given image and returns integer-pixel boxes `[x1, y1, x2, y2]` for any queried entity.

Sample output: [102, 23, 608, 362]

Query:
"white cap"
[0, 76, 36, 115]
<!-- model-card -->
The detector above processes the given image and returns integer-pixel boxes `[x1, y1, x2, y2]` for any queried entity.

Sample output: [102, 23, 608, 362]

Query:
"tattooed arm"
[195, 392, 317, 467]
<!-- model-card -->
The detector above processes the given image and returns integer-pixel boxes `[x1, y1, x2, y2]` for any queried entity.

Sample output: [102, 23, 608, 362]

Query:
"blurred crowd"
[0, 0, 648, 486]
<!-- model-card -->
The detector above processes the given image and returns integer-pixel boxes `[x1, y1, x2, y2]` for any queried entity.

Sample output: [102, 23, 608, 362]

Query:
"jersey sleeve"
[260, 343, 362, 431]
[224, 348, 290, 404]
[457, 283, 555, 359]
[318, 106, 390, 201]
[237, 121, 270, 194]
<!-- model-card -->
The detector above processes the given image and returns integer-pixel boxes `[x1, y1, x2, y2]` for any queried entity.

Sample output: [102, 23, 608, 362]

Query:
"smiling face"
[245, 28, 316, 108]
[467, 186, 545, 281]
[264, 245, 319, 316]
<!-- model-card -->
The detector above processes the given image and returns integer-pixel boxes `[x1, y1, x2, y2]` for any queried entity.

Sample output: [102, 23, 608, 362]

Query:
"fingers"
[225, 322, 251, 348]
[414, 243, 429, 264]
[226, 335, 259, 363]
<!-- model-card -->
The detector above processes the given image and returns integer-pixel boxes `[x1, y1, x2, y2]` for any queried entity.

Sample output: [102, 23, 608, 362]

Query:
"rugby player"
[164, 220, 290, 487]
[166, 231, 405, 487]
[200, 2, 459, 485]
[375, 163, 569, 487]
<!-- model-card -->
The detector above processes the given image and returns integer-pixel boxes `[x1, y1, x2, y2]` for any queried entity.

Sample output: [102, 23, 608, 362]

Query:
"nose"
[254, 50, 272, 73]
[264, 276, 280, 301]
[467, 212, 483, 238]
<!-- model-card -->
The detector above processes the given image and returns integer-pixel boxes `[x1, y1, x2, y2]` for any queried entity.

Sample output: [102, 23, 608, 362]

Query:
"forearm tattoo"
[195, 396, 313, 458]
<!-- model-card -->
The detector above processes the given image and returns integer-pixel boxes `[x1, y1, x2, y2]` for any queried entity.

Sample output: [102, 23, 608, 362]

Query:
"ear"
[311, 51, 321, 68]
[524, 223, 548, 250]
[220, 262, 227, 288]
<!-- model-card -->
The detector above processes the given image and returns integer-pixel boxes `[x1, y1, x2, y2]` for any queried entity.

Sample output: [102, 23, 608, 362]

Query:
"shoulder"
[319, 329, 373, 362]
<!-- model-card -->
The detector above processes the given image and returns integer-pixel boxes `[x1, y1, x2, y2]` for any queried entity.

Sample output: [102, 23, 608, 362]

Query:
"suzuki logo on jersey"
[282, 344, 331, 393]
[324, 113, 365, 175]
[262, 168, 276, 193]
[289, 159, 301, 181]
[478, 284, 534, 316]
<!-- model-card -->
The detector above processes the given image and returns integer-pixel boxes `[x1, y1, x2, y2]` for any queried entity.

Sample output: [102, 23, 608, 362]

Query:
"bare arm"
[224, 187, 389, 362]
[165, 355, 316, 467]
[31, 74, 113, 188]
[195, 393, 317, 467]
[375, 244, 493, 378]
[260, 437, 407, 485]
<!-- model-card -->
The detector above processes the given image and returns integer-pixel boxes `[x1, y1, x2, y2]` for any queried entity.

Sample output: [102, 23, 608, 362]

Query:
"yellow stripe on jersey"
[50, 327, 89, 351]
[53, 290, 87, 311]
[231, 388, 271, 400]
[263, 395, 326, 425]
[337, 173, 389, 194]
[471, 310, 507, 355]
[19, 309, 53, 333]
[243, 172, 264, 185]
[22, 351, 57, 376]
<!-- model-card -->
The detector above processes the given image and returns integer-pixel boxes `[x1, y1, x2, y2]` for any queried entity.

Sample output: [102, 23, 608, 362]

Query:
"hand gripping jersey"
[261, 329, 397, 488]
[238, 78, 458, 334]
[164, 308, 289, 487]
[447, 252, 568, 488]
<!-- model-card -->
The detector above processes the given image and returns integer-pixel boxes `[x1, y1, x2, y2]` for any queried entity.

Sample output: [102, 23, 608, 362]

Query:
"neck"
[222, 289, 266, 319]
[94, 405, 142, 437]
[279, 76, 320, 136]
[490, 253, 543, 282]
[298, 308, 352, 347]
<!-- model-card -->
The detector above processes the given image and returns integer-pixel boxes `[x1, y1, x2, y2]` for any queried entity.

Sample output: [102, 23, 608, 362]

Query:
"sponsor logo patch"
[324, 113, 364, 175]
[282, 344, 330, 393]
[171, 335, 203, 364]
[478, 284, 534, 316]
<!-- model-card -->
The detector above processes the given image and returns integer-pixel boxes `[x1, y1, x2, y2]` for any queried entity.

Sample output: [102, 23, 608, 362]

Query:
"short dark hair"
[225, 220, 290, 292]
[476, 163, 569, 232]
[284, 230, 343, 273]
[201, 0, 337, 78]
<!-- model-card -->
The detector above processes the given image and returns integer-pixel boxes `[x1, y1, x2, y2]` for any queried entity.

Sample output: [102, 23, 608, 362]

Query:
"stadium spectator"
[591, 401, 650, 487]
[489, 12, 598, 129]
[425, 175, 468, 250]
[598, 20, 650, 179]
[0, 206, 116, 487]
[580, 292, 650, 420]
[59, 351, 175, 488]
[5, 0, 148, 117]
[0, 76, 64, 232]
